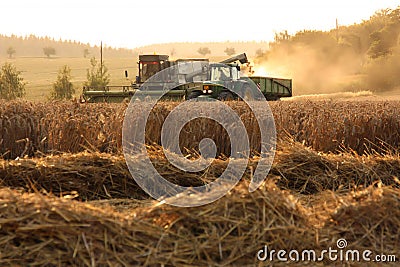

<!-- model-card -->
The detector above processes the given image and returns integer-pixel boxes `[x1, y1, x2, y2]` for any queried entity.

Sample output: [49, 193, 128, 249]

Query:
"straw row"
[0, 179, 398, 265]
[1, 141, 399, 201]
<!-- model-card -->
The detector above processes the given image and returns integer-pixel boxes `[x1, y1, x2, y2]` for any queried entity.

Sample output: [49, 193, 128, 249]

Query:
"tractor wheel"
[243, 86, 255, 101]
[187, 91, 202, 100]
[218, 91, 235, 101]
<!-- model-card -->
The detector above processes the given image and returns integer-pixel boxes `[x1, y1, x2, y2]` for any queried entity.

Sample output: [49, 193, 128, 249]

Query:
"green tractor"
[191, 63, 293, 101]
[186, 53, 292, 101]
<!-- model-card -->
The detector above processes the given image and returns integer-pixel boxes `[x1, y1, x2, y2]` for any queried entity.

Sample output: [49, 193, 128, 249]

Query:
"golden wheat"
[0, 99, 399, 158]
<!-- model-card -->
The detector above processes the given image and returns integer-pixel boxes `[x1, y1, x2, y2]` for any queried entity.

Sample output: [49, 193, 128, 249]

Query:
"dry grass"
[271, 100, 400, 154]
[1, 100, 399, 159]
[0, 100, 125, 159]
[0, 100, 399, 265]
[0, 172, 398, 266]
[324, 185, 400, 258]
[1, 141, 399, 201]
[0, 180, 313, 266]
[281, 90, 374, 101]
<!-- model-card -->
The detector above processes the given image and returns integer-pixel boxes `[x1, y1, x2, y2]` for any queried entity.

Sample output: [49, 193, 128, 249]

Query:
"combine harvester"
[81, 53, 292, 102]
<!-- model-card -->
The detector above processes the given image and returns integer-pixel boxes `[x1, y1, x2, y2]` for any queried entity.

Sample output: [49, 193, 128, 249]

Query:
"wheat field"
[0, 99, 399, 266]
[1, 99, 399, 158]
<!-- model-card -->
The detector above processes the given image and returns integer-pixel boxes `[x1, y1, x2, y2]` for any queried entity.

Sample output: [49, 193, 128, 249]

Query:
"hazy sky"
[2, 0, 399, 48]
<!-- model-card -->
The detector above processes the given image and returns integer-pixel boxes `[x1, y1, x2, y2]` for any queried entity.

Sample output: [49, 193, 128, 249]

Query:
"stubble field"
[0, 98, 399, 266]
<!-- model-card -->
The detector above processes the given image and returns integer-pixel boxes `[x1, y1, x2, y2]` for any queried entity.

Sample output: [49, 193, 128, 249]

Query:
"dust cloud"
[249, 18, 400, 97]
[251, 43, 364, 95]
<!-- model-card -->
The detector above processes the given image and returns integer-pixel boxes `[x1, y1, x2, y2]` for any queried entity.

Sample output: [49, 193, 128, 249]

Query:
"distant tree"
[224, 47, 236, 56]
[50, 65, 75, 100]
[83, 48, 90, 58]
[339, 33, 362, 54]
[368, 30, 391, 58]
[6, 47, 16, 58]
[274, 30, 291, 43]
[367, 8, 400, 58]
[197, 47, 211, 56]
[43, 46, 56, 58]
[170, 48, 176, 57]
[0, 63, 26, 100]
[83, 57, 110, 89]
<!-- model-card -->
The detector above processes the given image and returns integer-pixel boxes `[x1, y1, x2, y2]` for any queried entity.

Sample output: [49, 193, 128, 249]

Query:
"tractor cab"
[210, 63, 240, 82]
[137, 55, 170, 83]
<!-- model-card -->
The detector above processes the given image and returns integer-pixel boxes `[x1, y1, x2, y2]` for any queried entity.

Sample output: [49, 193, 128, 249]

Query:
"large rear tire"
[243, 86, 255, 101]
[218, 91, 235, 101]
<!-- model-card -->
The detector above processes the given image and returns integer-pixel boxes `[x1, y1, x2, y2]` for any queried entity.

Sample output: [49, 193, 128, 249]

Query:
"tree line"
[6, 46, 92, 59]
[6, 45, 94, 59]
[0, 34, 134, 58]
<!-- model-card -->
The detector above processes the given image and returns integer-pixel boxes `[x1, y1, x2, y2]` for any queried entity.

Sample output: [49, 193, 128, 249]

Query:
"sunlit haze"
[1, 0, 399, 49]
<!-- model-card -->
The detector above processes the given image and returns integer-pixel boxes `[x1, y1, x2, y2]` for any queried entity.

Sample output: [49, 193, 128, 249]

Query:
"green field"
[0, 57, 138, 101]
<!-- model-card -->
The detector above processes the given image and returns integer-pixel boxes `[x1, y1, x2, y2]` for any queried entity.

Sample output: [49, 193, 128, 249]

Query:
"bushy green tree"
[83, 57, 110, 89]
[50, 65, 75, 100]
[0, 63, 25, 100]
